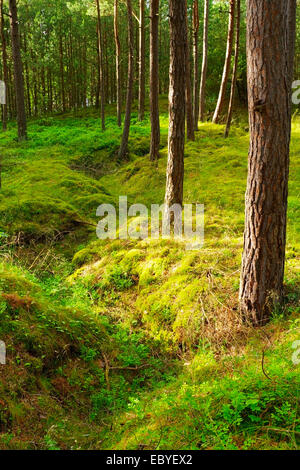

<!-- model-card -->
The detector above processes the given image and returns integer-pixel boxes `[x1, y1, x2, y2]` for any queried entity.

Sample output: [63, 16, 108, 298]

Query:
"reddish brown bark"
[192, 0, 199, 129]
[165, 0, 187, 208]
[138, 0, 145, 121]
[239, 0, 296, 325]
[114, 0, 122, 127]
[0, 0, 8, 132]
[185, 0, 194, 141]
[9, 0, 27, 140]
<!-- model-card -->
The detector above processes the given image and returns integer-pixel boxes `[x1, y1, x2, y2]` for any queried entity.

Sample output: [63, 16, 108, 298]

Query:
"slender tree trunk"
[199, 0, 209, 122]
[0, 0, 8, 132]
[59, 31, 66, 112]
[165, 0, 187, 208]
[114, 0, 122, 126]
[138, 0, 145, 121]
[9, 0, 27, 140]
[23, 33, 31, 117]
[185, 0, 194, 141]
[239, 0, 296, 325]
[192, 0, 199, 130]
[224, 0, 240, 138]
[118, 0, 134, 160]
[149, 0, 160, 162]
[95, 0, 105, 130]
[212, 0, 235, 124]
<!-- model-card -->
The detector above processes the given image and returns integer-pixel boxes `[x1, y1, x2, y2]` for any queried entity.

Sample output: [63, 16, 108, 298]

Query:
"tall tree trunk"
[224, 0, 240, 138]
[185, 0, 195, 141]
[192, 0, 199, 130]
[239, 0, 296, 325]
[23, 33, 31, 117]
[9, 0, 27, 141]
[164, 0, 187, 208]
[0, 0, 8, 132]
[118, 0, 134, 160]
[138, 0, 145, 121]
[149, 0, 160, 162]
[114, 0, 122, 126]
[212, 0, 235, 124]
[59, 31, 66, 112]
[95, 0, 105, 130]
[199, 0, 209, 122]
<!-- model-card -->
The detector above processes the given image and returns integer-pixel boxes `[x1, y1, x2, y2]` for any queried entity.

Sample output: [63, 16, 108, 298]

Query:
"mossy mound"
[0, 158, 113, 243]
[72, 234, 299, 351]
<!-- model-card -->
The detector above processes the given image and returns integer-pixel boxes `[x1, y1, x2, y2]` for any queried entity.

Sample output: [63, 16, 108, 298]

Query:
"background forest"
[0, 0, 299, 451]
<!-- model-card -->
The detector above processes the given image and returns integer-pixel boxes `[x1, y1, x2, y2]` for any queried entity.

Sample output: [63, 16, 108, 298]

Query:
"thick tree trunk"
[164, 0, 187, 208]
[118, 0, 134, 160]
[149, 0, 160, 162]
[138, 0, 145, 121]
[224, 0, 240, 138]
[212, 0, 235, 124]
[95, 0, 105, 131]
[239, 0, 296, 325]
[192, 0, 199, 130]
[185, 0, 195, 141]
[9, 0, 27, 141]
[114, 0, 122, 127]
[0, 0, 8, 132]
[199, 0, 209, 122]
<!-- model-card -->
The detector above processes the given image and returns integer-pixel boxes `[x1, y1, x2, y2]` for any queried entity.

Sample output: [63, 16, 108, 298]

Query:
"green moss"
[0, 104, 299, 450]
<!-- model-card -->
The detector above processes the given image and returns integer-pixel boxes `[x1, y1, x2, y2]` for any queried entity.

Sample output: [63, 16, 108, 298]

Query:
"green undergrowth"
[0, 103, 299, 449]
[0, 261, 173, 449]
[0, 109, 168, 252]
[104, 323, 300, 450]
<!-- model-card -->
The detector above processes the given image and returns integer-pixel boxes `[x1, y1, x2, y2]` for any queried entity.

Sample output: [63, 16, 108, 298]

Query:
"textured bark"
[95, 0, 105, 131]
[224, 0, 240, 138]
[118, 0, 134, 160]
[114, 0, 122, 127]
[199, 0, 209, 122]
[149, 0, 160, 162]
[9, 0, 27, 141]
[192, 0, 199, 130]
[138, 0, 145, 121]
[212, 0, 235, 124]
[239, 0, 296, 325]
[164, 0, 187, 208]
[0, 0, 8, 131]
[185, 0, 195, 141]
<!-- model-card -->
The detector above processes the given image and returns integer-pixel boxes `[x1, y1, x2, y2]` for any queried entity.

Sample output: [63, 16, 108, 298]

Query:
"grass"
[0, 102, 299, 449]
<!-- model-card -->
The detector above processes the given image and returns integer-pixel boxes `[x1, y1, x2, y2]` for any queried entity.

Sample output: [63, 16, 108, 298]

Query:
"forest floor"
[0, 103, 299, 450]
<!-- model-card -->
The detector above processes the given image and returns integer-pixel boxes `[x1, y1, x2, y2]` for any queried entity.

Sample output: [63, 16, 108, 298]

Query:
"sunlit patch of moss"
[0, 104, 299, 449]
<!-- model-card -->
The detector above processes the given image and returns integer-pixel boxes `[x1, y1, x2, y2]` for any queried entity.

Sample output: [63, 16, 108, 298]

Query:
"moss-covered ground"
[0, 103, 299, 449]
